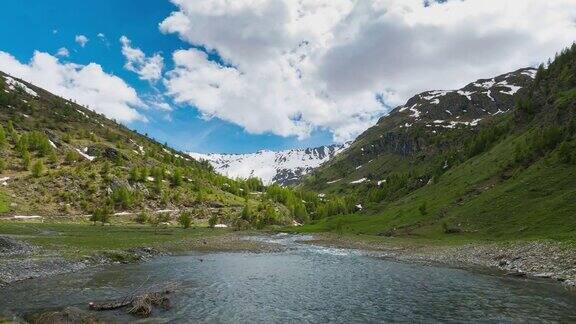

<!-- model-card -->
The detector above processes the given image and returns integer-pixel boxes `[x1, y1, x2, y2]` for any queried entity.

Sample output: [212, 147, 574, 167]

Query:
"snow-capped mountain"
[188, 143, 350, 186]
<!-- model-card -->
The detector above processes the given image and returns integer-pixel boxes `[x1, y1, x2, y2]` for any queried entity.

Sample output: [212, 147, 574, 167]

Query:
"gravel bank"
[0, 233, 283, 286]
[308, 235, 576, 289]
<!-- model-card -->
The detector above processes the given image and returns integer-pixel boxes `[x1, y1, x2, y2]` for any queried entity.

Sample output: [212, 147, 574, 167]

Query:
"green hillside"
[0, 71, 298, 228]
[298, 45, 576, 242]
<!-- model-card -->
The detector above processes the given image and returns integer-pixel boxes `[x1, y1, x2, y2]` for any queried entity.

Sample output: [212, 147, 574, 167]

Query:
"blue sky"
[0, 0, 334, 153]
[0, 1, 573, 154]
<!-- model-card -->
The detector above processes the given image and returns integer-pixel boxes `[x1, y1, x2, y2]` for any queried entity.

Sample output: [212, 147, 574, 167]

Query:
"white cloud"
[159, 0, 576, 142]
[97, 33, 110, 46]
[56, 47, 69, 57]
[75, 35, 89, 47]
[120, 36, 164, 82]
[0, 51, 146, 122]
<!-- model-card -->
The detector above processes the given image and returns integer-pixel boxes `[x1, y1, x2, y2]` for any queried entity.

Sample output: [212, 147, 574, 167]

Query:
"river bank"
[306, 234, 576, 289]
[0, 222, 283, 286]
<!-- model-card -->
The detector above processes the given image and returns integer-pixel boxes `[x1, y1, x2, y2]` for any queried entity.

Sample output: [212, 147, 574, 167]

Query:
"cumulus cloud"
[160, 0, 576, 142]
[120, 36, 164, 82]
[75, 35, 89, 47]
[0, 51, 146, 122]
[56, 47, 69, 57]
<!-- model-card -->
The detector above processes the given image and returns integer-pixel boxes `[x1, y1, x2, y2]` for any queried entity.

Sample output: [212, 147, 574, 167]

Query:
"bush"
[178, 211, 192, 229]
[91, 206, 113, 225]
[64, 150, 79, 164]
[111, 186, 134, 209]
[21, 151, 31, 170]
[134, 212, 149, 224]
[240, 202, 252, 222]
[171, 168, 183, 187]
[557, 141, 575, 164]
[0, 125, 6, 148]
[208, 214, 218, 228]
[31, 160, 44, 178]
[418, 203, 428, 216]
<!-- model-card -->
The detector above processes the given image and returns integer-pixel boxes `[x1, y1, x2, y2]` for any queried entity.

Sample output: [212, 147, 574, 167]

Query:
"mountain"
[188, 143, 349, 186]
[299, 45, 576, 241]
[302, 67, 537, 192]
[0, 71, 296, 228]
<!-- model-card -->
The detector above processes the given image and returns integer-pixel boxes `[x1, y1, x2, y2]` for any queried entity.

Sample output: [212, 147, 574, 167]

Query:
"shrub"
[134, 212, 149, 224]
[91, 206, 113, 225]
[240, 202, 252, 222]
[171, 168, 183, 187]
[208, 214, 218, 228]
[557, 141, 575, 164]
[178, 211, 192, 229]
[31, 160, 44, 178]
[111, 186, 134, 209]
[64, 150, 78, 164]
[418, 203, 428, 216]
[0, 125, 5, 148]
[21, 151, 31, 170]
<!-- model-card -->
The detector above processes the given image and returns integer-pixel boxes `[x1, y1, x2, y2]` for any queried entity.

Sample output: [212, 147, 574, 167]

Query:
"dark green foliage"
[64, 150, 79, 164]
[208, 214, 218, 228]
[419, 203, 427, 216]
[0, 125, 6, 148]
[240, 201, 252, 222]
[557, 141, 575, 164]
[178, 211, 192, 229]
[90, 206, 113, 225]
[110, 186, 134, 209]
[21, 150, 31, 170]
[170, 168, 183, 187]
[31, 160, 44, 177]
[134, 212, 149, 224]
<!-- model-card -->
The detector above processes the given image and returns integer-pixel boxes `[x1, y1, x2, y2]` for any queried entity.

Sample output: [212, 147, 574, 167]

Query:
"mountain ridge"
[188, 143, 349, 186]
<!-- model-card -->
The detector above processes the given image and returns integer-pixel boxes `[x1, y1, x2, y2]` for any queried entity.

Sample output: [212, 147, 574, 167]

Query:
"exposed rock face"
[381, 67, 537, 129]
[188, 143, 350, 186]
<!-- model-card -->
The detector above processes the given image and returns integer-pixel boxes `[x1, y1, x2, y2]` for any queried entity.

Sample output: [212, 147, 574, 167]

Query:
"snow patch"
[457, 90, 474, 100]
[521, 69, 537, 79]
[3, 76, 38, 97]
[350, 178, 368, 184]
[75, 148, 96, 161]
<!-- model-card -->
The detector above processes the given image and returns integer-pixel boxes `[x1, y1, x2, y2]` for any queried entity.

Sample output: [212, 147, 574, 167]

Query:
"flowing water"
[1, 234, 576, 323]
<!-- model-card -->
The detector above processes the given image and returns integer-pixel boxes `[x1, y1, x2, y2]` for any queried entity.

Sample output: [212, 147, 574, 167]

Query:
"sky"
[0, 0, 575, 154]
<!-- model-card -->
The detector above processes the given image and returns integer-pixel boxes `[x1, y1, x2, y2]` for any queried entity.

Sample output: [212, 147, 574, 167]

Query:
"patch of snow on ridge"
[497, 80, 522, 95]
[521, 69, 538, 79]
[3, 76, 38, 97]
[188, 143, 350, 185]
[457, 90, 474, 100]
[75, 148, 96, 161]
[350, 178, 368, 184]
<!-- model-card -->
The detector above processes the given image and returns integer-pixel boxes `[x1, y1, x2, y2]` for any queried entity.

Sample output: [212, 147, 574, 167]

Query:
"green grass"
[0, 191, 9, 214]
[0, 221, 230, 256]
[296, 130, 576, 244]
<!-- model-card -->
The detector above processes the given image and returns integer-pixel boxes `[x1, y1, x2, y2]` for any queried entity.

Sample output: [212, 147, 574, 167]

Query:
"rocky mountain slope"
[0, 71, 297, 227]
[302, 67, 536, 191]
[299, 45, 576, 242]
[189, 143, 349, 186]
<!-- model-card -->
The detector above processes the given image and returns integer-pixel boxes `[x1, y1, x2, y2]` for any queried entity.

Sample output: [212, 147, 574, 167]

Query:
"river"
[1, 234, 575, 323]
